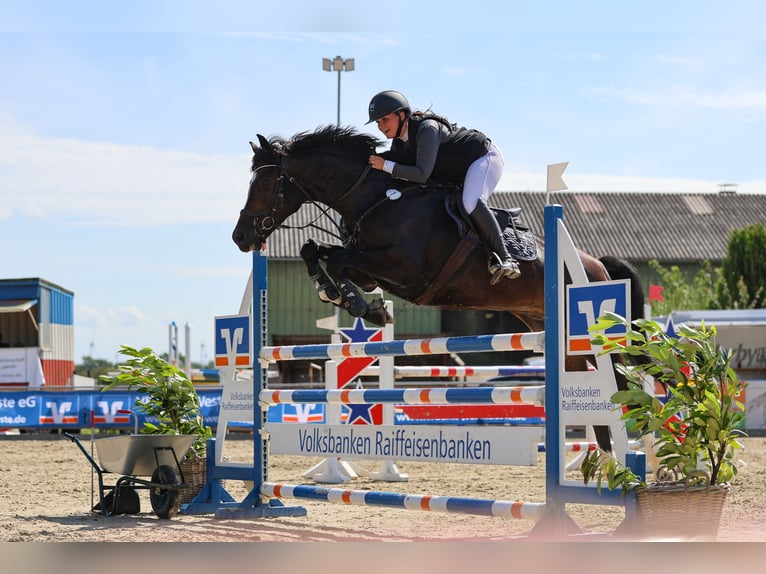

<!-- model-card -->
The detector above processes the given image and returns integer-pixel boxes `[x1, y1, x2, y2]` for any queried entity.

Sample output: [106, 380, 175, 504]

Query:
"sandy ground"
[1, 433, 764, 546]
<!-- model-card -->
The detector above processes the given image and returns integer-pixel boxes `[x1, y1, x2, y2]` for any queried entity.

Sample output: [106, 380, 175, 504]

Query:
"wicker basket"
[175, 455, 230, 508]
[177, 456, 208, 506]
[636, 472, 729, 540]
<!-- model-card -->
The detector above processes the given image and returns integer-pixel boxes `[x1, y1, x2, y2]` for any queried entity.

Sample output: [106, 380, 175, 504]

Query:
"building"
[0, 278, 75, 387]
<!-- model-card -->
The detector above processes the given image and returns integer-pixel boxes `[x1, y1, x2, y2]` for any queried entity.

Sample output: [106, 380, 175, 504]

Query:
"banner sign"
[265, 423, 543, 466]
[1, 389, 550, 431]
[214, 314, 252, 367]
[0, 348, 46, 387]
[0, 389, 223, 430]
[566, 279, 630, 355]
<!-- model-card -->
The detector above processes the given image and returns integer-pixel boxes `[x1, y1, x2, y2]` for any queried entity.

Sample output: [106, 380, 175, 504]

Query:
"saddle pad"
[497, 211, 537, 262]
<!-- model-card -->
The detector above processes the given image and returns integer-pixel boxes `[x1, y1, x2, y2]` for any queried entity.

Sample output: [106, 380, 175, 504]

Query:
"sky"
[2, 1, 765, 366]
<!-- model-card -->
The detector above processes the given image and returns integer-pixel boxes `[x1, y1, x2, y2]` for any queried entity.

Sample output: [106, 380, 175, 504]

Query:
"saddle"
[445, 190, 538, 261]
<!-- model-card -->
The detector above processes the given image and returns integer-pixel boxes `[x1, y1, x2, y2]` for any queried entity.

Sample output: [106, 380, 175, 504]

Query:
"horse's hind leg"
[300, 240, 341, 305]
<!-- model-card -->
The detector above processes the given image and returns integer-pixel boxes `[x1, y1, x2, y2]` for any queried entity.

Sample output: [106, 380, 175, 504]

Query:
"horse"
[232, 125, 646, 455]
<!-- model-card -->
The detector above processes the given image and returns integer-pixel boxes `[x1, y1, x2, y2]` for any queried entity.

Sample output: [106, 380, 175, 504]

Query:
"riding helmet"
[366, 90, 411, 124]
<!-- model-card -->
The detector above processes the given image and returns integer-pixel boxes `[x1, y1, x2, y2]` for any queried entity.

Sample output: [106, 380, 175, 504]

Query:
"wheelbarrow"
[65, 431, 196, 519]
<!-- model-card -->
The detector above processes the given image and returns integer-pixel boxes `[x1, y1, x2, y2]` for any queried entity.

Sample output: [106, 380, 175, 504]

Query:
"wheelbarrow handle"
[117, 409, 139, 435]
[64, 432, 102, 473]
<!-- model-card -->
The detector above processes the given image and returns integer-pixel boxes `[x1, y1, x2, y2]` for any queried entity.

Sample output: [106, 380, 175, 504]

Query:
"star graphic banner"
[337, 317, 384, 425]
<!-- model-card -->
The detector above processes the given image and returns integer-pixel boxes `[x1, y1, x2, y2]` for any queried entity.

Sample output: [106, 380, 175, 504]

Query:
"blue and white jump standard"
[182, 204, 645, 537]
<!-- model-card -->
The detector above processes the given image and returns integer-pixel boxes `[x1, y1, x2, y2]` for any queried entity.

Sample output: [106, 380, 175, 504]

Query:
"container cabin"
[0, 278, 74, 387]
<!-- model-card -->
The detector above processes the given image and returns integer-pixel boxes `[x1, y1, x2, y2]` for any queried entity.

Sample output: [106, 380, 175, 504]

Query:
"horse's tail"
[599, 255, 645, 321]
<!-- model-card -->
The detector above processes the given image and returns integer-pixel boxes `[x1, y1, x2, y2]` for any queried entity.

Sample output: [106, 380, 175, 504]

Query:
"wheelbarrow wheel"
[149, 464, 179, 519]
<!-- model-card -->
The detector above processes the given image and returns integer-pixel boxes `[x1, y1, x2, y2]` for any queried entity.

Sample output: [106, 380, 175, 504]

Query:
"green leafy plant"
[581, 448, 645, 494]
[100, 345, 212, 458]
[582, 314, 747, 492]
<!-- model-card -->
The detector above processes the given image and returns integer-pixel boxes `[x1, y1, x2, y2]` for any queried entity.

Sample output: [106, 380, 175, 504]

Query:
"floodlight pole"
[322, 55, 354, 126]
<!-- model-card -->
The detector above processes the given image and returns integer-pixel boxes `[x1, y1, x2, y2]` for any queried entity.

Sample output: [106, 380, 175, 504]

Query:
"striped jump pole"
[255, 482, 545, 521]
[537, 439, 643, 453]
[260, 386, 545, 406]
[400, 417, 546, 426]
[259, 331, 545, 363]
[361, 364, 546, 379]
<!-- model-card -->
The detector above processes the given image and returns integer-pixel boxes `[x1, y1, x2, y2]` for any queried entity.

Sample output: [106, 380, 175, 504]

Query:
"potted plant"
[100, 345, 213, 506]
[581, 314, 747, 539]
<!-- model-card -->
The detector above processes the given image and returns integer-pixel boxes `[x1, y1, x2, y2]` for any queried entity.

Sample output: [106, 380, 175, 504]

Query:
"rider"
[365, 90, 520, 283]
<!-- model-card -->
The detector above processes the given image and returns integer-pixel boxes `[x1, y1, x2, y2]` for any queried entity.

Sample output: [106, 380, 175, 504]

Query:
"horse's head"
[232, 134, 306, 252]
[232, 126, 383, 252]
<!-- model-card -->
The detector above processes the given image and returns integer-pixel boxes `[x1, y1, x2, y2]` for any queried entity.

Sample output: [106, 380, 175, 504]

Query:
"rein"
[240, 155, 372, 241]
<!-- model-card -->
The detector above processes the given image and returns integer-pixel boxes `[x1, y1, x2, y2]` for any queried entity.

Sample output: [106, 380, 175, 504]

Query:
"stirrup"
[488, 253, 521, 285]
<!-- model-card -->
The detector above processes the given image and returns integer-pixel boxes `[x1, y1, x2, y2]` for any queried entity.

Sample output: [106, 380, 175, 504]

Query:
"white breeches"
[463, 142, 505, 214]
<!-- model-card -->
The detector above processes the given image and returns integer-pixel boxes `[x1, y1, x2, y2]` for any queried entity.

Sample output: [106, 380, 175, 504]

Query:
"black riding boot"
[469, 200, 521, 284]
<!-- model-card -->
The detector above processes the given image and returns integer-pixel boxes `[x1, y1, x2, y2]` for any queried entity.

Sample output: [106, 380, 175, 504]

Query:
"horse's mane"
[289, 125, 383, 160]
[252, 125, 383, 171]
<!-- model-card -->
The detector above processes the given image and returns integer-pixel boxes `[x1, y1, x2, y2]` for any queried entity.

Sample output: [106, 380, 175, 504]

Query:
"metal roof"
[263, 191, 766, 264]
[0, 300, 37, 314]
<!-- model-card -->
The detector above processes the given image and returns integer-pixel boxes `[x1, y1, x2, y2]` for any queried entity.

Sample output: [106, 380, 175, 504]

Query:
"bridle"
[239, 153, 371, 241]
[238, 161, 286, 237]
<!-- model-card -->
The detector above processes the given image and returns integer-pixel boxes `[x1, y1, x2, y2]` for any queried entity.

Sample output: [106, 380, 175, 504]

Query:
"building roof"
[263, 191, 766, 264]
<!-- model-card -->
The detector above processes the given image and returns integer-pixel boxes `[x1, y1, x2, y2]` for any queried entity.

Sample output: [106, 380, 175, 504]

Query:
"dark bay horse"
[232, 125, 645, 453]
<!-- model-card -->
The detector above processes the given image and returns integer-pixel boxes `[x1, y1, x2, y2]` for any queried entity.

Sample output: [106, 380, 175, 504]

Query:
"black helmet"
[366, 90, 410, 124]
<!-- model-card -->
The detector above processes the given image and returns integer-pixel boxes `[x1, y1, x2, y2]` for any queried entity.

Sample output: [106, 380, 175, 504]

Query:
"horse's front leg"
[300, 240, 341, 305]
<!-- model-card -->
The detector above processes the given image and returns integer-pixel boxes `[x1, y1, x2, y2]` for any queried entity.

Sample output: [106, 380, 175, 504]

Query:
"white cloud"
[76, 303, 161, 360]
[76, 303, 148, 328]
[75, 303, 108, 329]
[0, 124, 248, 226]
[583, 85, 766, 112]
[443, 66, 478, 78]
[655, 54, 703, 69]
[106, 305, 148, 326]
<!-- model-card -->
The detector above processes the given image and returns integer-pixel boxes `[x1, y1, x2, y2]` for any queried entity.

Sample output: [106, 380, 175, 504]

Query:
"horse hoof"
[363, 299, 393, 326]
[363, 307, 387, 327]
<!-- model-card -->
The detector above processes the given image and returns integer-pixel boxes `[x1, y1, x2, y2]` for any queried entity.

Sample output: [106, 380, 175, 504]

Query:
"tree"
[716, 222, 766, 309]
[75, 356, 115, 379]
[647, 260, 719, 316]
[648, 223, 766, 315]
